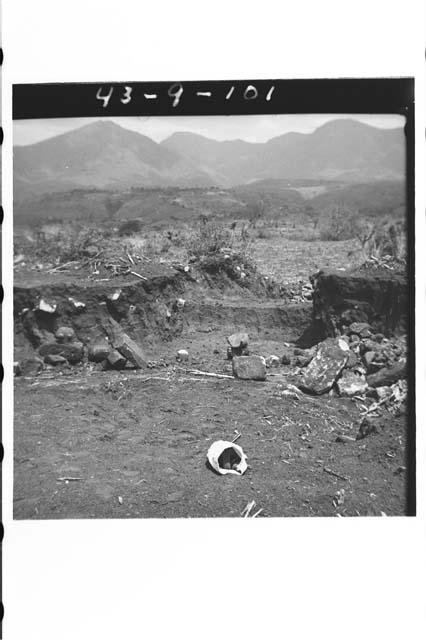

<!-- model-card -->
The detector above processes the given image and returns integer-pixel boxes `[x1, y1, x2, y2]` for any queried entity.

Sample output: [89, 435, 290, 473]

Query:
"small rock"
[227, 332, 249, 349]
[45, 354, 68, 366]
[227, 332, 249, 357]
[38, 341, 84, 364]
[55, 326, 76, 343]
[363, 351, 376, 368]
[375, 386, 392, 402]
[176, 349, 189, 362]
[356, 416, 381, 440]
[14, 361, 22, 376]
[296, 354, 313, 368]
[38, 298, 57, 314]
[394, 465, 406, 475]
[281, 351, 292, 365]
[374, 333, 385, 343]
[108, 289, 122, 302]
[345, 350, 359, 369]
[176, 298, 186, 310]
[68, 297, 86, 309]
[360, 339, 377, 355]
[232, 355, 266, 381]
[88, 338, 111, 363]
[349, 322, 372, 337]
[336, 370, 368, 397]
[265, 355, 280, 368]
[20, 356, 44, 376]
[106, 350, 127, 370]
[333, 489, 345, 507]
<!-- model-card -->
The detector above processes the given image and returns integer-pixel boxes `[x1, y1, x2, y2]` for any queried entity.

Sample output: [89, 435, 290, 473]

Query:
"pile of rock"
[226, 332, 267, 381]
[15, 325, 84, 376]
[292, 322, 407, 401]
[15, 318, 149, 376]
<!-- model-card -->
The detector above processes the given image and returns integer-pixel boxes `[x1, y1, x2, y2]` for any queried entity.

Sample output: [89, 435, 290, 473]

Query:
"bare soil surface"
[14, 328, 409, 519]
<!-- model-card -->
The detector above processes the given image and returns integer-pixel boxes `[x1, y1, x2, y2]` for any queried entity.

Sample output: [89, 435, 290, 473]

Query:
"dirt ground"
[13, 228, 411, 519]
[14, 328, 409, 519]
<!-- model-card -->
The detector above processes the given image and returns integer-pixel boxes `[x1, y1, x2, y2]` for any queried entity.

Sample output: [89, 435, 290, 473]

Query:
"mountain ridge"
[14, 119, 405, 202]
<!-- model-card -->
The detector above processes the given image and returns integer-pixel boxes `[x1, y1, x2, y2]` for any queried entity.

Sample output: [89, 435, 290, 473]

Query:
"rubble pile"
[290, 321, 407, 399]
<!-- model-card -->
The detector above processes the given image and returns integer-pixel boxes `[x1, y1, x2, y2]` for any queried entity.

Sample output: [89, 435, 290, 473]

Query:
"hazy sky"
[13, 113, 405, 146]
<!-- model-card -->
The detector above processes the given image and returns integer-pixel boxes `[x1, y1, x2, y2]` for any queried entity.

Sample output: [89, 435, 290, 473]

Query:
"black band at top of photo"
[12, 78, 414, 120]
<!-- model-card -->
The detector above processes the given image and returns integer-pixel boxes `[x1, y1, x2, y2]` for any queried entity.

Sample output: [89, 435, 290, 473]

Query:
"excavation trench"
[14, 270, 312, 361]
[14, 265, 408, 363]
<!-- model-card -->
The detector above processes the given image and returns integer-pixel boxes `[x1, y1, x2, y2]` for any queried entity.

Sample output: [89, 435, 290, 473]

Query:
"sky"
[13, 113, 405, 147]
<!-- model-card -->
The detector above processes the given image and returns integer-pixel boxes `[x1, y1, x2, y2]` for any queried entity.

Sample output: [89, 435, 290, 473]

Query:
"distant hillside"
[163, 119, 405, 184]
[162, 132, 261, 186]
[309, 180, 406, 217]
[13, 121, 217, 203]
[14, 119, 406, 206]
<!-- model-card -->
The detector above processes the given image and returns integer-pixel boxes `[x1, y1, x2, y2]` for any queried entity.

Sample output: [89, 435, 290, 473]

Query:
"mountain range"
[14, 118, 405, 202]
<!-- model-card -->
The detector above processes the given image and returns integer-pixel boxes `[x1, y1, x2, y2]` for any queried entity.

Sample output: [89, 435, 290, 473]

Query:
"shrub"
[143, 233, 172, 257]
[319, 206, 362, 241]
[24, 224, 114, 263]
[186, 218, 233, 258]
[357, 219, 407, 261]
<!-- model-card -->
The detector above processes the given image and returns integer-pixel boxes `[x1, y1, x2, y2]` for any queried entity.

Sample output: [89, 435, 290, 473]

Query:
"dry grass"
[14, 213, 406, 285]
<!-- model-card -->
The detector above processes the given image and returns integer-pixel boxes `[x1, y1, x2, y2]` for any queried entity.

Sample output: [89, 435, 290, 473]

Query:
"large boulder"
[105, 318, 148, 369]
[366, 360, 407, 388]
[298, 337, 349, 395]
[232, 355, 266, 381]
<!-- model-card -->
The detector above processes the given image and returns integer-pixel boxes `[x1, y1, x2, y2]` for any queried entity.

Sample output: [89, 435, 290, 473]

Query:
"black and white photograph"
[12, 98, 414, 519]
[3, 2, 425, 639]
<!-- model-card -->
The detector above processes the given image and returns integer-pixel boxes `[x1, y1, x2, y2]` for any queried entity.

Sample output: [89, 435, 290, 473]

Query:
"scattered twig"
[323, 467, 349, 482]
[232, 432, 242, 443]
[57, 476, 82, 482]
[241, 500, 256, 517]
[186, 369, 234, 380]
[252, 508, 264, 518]
[360, 394, 394, 416]
[49, 260, 79, 273]
[130, 270, 148, 281]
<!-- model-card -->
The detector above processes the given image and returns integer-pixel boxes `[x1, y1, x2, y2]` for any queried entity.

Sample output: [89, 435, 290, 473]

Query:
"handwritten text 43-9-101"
[95, 83, 275, 108]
